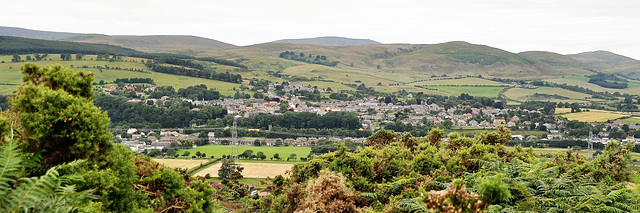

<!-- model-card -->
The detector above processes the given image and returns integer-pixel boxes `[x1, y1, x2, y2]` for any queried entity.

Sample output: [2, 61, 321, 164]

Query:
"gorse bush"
[247, 125, 639, 212]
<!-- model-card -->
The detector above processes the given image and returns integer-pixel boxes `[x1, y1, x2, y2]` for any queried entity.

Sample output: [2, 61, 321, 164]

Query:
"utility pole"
[232, 115, 240, 164]
[588, 129, 594, 160]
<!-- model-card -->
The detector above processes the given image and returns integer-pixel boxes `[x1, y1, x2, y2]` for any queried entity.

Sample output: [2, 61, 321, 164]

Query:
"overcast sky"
[2, 0, 640, 59]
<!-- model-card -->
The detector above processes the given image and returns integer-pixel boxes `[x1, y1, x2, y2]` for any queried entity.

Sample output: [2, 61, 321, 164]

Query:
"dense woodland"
[279, 51, 339, 67]
[0, 63, 638, 212]
[588, 73, 629, 89]
[238, 111, 362, 130]
[94, 94, 227, 128]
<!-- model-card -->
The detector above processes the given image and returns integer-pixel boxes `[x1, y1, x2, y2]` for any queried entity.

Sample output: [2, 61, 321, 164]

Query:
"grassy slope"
[503, 86, 597, 103]
[0, 55, 243, 95]
[518, 51, 594, 76]
[568, 50, 640, 79]
[623, 117, 640, 124]
[548, 76, 640, 96]
[409, 77, 510, 86]
[425, 86, 506, 98]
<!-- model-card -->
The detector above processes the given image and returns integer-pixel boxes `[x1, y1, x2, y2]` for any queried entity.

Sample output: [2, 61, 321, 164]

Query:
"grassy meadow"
[503, 86, 595, 103]
[548, 76, 640, 96]
[178, 145, 311, 160]
[409, 77, 509, 86]
[623, 117, 640, 124]
[0, 54, 244, 95]
[557, 109, 629, 122]
[425, 86, 506, 97]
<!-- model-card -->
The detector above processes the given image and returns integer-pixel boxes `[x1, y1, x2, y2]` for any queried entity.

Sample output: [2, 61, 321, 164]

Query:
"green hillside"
[0, 54, 243, 95]
[570, 50, 636, 63]
[0, 36, 145, 56]
[417, 41, 534, 66]
[568, 51, 640, 79]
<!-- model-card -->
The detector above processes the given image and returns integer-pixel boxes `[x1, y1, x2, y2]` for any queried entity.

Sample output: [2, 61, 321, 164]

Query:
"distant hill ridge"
[0, 26, 81, 40]
[274, 36, 381, 46]
[3, 26, 640, 79]
[62, 34, 236, 53]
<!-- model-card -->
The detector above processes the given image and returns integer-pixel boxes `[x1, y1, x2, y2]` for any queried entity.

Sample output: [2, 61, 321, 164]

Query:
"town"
[108, 82, 640, 154]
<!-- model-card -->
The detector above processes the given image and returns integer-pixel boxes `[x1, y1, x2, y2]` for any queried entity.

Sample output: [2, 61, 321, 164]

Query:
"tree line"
[238, 111, 362, 130]
[113, 78, 154, 84]
[587, 73, 629, 89]
[146, 60, 243, 83]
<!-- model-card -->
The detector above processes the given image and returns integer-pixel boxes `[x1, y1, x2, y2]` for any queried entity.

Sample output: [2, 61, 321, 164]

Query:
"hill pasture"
[503, 86, 596, 103]
[548, 76, 640, 96]
[558, 109, 629, 122]
[178, 145, 311, 160]
[425, 85, 506, 98]
[0, 54, 243, 95]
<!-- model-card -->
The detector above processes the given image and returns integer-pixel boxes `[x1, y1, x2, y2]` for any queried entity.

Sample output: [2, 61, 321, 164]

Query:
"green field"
[179, 145, 311, 160]
[503, 86, 595, 103]
[410, 77, 509, 86]
[0, 55, 243, 95]
[374, 85, 451, 95]
[624, 117, 640, 124]
[548, 76, 640, 96]
[425, 86, 506, 97]
[559, 109, 629, 122]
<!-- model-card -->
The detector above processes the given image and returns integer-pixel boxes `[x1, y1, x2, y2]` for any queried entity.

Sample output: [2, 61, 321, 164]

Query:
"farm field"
[374, 85, 451, 95]
[409, 77, 509, 86]
[193, 162, 294, 178]
[558, 109, 629, 122]
[502, 86, 594, 102]
[280, 64, 418, 86]
[555, 108, 572, 114]
[624, 117, 640, 124]
[179, 145, 311, 160]
[0, 56, 243, 95]
[548, 76, 640, 96]
[424, 86, 506, 97]
[152, 158, 208, 170]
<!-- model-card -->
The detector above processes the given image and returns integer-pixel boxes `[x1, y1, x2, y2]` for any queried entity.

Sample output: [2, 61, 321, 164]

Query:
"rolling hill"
[569, 50, 640, 79]
[518, 51, 594, 76]
[0, 26, 81, 40]
[274, 36, 381, 46]
[63, 34, 236, 53]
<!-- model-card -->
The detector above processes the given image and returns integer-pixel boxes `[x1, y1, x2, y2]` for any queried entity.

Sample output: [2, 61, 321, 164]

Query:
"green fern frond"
[361, 192, 385, 202]
[0, 140, 23, 198]
[1, 159, 96, 213]
[399, 197, 428, 213]
[5, 166, 60, 212]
